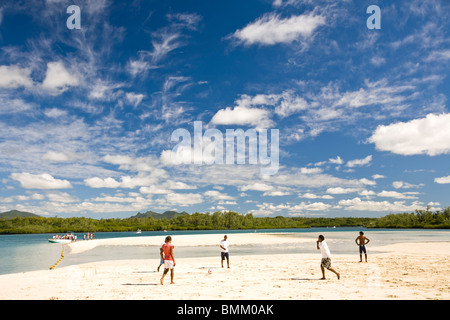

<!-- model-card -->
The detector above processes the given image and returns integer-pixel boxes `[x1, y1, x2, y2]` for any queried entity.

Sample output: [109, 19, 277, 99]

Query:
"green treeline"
[0, 208, 449, 234]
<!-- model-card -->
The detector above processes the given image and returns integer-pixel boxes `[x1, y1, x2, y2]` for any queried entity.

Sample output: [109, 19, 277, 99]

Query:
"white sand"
[65, 233, 311, 254]
[0, 233, 449, 300]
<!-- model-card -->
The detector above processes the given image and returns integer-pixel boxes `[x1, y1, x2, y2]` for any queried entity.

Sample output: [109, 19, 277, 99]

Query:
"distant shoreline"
[1, 208, 449, 234]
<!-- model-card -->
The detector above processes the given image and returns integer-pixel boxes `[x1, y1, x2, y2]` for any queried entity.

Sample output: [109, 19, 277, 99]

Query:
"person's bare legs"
[170, 269, 175, 284]
[328, 267, 340, 279]
[320, 266, 326, 279]
[320, 266, 340, 280]
[160, 268, 168, 284]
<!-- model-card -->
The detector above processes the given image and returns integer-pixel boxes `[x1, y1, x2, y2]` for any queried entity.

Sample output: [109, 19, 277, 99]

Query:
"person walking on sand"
[316, 235, 340, 280]
[220, 235, 230, 268]
[355, 231, 370, 262]
[160, 236, 175, 285]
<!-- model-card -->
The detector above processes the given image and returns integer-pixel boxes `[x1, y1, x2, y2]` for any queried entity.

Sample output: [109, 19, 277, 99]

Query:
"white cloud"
[274, 93, 309, 117]
[434, 175, 450, 184]
[346, 155, 372, 167]
[359, 178, 376, 186]
[126, 92, 145, 107]
[103, 155, 135, 166]
[300, 167, 323, 174]
[127, 59, 151, 77]
[289, 201, 331, 212]
[84, 177, 121, 188]
[42, 61, 80, 93]
[11, 172, 72, 189]
[42, 151, 78, 162]
[378, 190, 419, 199]
[44, 108, 68, 118]
[358, 190, 376, 197]
[370, 113, 450, 156]
[0, 65, 33, 88]
[46, 192, 78, 203]
[263, 190, 291, 196]
[326, 187, 360, 194]
[163, 192, 204, 206]
[139, 185, 171, 194]
[334, 81, 413, 109]
[338, 197, 424, 212]
[204, 190, 236, 201]
[0, 94, 36, 114]
[426, 49, 450, 62]
[299, 193, 333, 199]
[231, 12, 325, 46]
[240, 183, 273, 192]
[329, 156, 344, 165]
[210, 105, 273, 128]
[392, 181, 424, 189]
[210, 90, 309, 128]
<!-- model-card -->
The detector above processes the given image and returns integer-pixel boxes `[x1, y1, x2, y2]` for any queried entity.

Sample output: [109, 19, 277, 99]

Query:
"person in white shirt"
[316, 235, 340, 280]
[220, 235, 230, 268]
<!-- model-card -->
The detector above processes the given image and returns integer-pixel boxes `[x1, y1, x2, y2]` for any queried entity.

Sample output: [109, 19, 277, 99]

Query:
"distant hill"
[130, 210, 189, 219]
[0, 210, 40, 220]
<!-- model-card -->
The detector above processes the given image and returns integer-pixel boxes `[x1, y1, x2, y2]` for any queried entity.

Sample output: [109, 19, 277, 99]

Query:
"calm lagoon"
[1, 228, 449, 275]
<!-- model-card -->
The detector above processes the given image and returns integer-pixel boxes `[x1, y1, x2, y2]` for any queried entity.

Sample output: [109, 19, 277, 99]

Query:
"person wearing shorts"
[220, 235, 230, 268]
[355, 231, 370, 262]
[316, 235, 340, 280]
[160, 236, 175, 284]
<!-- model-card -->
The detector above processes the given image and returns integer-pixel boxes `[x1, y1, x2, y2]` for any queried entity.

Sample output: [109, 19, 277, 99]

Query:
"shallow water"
[1, 228, 449, 275]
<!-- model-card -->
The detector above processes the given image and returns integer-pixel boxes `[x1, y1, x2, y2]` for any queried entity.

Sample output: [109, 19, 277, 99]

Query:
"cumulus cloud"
[0, 65, 33, 88]
[163, 192, 204, 206]
[434, 175, 450, 184]
[369, 113, 450, 156]
[239, 183, 273, 192]
[338, 197, 424, 212]
[326, 187, 360, 194]
[209, 91, 309, 128]
[210, 105, 273, 128]
[11, 172, 72, 189]
[231, 12, 325, 46]
[84, 177, 121, 188]
[41, 61, 80, 94]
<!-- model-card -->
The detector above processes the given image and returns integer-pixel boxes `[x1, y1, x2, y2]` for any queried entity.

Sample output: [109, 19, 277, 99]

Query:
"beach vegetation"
[0, 207, 449, 234]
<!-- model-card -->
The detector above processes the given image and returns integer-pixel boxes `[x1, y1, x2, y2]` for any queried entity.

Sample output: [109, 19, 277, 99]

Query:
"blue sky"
[0, 0, 449, 219]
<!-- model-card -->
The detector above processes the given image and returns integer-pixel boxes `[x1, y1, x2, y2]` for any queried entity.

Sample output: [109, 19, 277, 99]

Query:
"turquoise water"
[0, 228, 449, 275]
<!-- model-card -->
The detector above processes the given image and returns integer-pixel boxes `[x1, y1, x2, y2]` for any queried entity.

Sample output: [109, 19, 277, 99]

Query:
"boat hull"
[48, 239, 72, 244]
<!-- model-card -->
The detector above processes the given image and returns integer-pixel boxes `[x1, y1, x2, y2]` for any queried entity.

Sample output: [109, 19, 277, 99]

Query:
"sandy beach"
[0, 232, 449, 300]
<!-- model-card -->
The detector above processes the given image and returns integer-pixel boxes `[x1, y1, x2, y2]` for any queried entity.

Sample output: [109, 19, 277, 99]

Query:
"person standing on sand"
[316, 235, 340, 280]
[355, 231, 370, 262]
[220, 235, 230, 268]
[160, 236, 175, 284]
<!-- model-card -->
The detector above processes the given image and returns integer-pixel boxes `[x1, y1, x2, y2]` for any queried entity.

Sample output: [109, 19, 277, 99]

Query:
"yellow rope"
[49, 244, 65, 270]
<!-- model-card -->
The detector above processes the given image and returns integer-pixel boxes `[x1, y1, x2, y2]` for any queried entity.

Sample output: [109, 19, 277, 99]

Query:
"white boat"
[48, 231, 76, 243]
[48, 238, 73, 244]
[136, 229, 142, 234]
